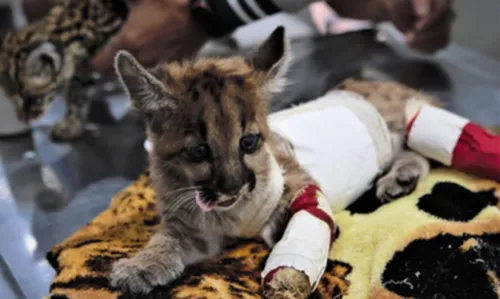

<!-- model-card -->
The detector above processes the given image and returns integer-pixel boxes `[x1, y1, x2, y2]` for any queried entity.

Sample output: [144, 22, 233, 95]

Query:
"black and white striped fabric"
[208, 0, 311, 31]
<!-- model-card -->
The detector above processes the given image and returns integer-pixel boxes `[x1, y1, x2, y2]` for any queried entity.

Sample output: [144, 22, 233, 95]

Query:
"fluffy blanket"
[46, 168, 500, 299]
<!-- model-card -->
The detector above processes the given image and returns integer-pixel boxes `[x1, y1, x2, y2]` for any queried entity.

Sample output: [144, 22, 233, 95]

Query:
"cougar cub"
[112, 27, 315, 298]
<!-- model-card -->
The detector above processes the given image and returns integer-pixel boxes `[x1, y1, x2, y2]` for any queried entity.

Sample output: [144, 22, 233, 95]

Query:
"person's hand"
[90, 0, 208, 74]
[387, 0, 455, 53]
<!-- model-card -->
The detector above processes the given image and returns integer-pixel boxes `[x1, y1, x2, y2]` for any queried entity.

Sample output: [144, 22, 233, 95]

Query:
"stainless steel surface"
[0, 98, 148, 298]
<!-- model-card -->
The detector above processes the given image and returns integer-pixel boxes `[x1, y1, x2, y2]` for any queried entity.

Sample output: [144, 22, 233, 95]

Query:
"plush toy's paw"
[376, 163, 420, 203]
[263, 267, 311, 299]
[51, 119, 84, 141]
[110, 255, 182, 294]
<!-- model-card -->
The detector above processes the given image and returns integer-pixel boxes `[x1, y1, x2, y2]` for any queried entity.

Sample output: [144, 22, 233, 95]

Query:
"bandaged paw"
[406, 98, 500, 182]
[262, 185, 334, 290]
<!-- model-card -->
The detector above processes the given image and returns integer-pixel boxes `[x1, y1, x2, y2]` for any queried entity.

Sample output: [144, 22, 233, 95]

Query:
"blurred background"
[0, 0, 498, 298]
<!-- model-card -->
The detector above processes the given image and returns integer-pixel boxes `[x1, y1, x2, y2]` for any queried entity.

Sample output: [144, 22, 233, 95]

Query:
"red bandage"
[262, 184, 335, 290]
[451, 123, 500, 181]
[406, 102, 500, 182]
[289, 185, 336, 247]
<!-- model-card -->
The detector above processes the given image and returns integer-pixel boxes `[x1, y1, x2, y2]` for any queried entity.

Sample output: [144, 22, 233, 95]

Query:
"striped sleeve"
[208, 0, 313, 30]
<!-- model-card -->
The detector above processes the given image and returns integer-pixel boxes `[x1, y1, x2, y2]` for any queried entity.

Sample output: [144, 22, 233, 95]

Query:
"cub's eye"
[187, 143, 211, 163]
[240, 134, 260, 154]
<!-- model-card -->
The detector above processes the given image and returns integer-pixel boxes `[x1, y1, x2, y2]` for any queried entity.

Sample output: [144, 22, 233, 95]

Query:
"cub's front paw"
[50, 119, 84, 141]
[110, 256, 183, 294]
[263, 267, 311, 299]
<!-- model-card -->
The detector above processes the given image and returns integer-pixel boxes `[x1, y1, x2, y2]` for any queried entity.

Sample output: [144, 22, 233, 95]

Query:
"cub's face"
[115, 27, 289, 213]
[0, 40, 68, 121]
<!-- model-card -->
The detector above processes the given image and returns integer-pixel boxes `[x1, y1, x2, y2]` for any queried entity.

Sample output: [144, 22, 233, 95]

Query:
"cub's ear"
[250, 26, 290, 93]
[114, 50, 176, 113]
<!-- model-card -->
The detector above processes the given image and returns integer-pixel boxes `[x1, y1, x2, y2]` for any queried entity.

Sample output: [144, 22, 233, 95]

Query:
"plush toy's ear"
[114, 50, 176, 113]
[250, 26, 290, 93]
[24, 42, 62, 88]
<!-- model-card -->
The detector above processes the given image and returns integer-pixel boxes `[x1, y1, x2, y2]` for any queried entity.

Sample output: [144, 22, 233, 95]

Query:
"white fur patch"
[237, 146, 284, 237]
[266, 39, 291, 95]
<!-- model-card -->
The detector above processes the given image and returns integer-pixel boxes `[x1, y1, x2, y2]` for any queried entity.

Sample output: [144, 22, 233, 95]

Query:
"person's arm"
[325, 0, 397, 22]
[89, 0, 453, 72]
[196, 0, 453, 54]
[190, 0, 390, 40]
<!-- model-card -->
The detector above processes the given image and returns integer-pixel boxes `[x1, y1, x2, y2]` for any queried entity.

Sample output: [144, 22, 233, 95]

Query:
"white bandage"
[405, 98, 468, 166]
[269, 90, 393, 212]
[263, 91, 393, 289]
[262, 186, 334, 289]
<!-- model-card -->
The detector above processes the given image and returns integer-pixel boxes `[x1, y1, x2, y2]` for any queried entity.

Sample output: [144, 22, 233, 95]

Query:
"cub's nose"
[216, 175, 243, 196]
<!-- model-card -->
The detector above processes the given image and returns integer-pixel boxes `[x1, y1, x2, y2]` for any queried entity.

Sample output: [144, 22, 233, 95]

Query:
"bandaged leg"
[263, 91, 394, 292]
[269, 90, 394, 212]
[406, 98, 500, 182]
[262, 185, 334, 291]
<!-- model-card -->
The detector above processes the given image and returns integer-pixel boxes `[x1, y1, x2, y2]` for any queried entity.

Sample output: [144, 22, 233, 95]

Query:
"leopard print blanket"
[46, 167, 500, 299]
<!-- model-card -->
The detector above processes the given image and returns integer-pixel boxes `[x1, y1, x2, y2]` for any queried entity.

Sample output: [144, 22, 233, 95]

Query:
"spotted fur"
[47, 172, 346, 299]
[0, 0, 127, 140]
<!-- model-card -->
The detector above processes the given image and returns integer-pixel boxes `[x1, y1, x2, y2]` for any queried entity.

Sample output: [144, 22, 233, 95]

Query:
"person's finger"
[409, 7, 454, 42]
[409, 23, 451, 52]
[411, 0, 432, 18]
[407, 22, 451, 53]
[414, 0, 449, 31]
[406, 3, 453, 43]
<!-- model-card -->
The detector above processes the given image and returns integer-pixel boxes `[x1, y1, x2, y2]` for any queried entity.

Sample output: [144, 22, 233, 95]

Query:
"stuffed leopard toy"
[0, 0, 127, 141]
[0, 0, 241, 141]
